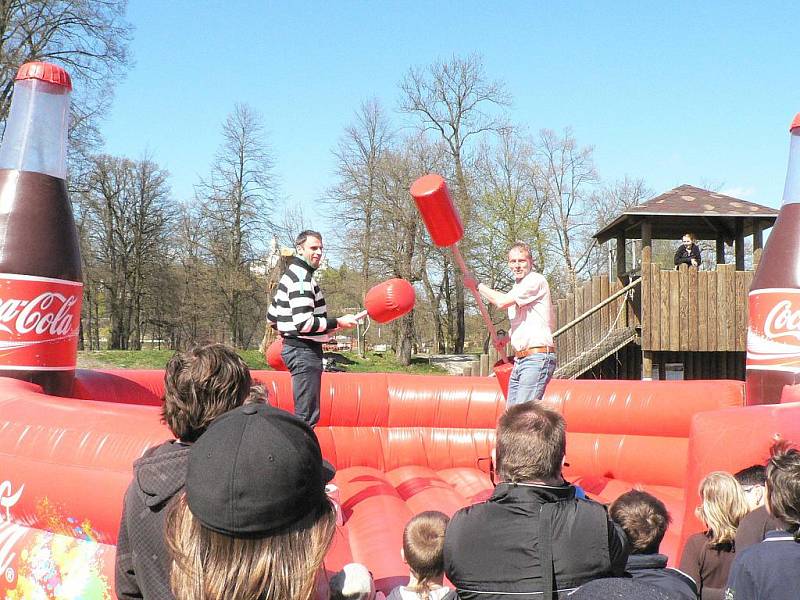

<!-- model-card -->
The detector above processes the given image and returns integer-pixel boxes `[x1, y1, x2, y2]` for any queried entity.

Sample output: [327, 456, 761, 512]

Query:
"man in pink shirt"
[468, 241, 555, 405]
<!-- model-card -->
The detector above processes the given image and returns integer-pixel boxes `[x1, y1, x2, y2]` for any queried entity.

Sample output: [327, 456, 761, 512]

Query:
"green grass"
[329, 351, 446, 374]
[77, 349, 444, 374]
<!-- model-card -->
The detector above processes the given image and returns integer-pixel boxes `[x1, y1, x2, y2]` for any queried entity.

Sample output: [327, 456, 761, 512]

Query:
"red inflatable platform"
[0, 371, 799, 596]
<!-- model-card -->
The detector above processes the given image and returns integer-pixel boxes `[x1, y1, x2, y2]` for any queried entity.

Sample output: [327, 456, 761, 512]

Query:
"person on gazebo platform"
[675, 233, 702, 269]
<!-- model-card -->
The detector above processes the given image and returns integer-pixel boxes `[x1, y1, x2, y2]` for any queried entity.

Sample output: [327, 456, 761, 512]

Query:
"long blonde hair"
[166, 493, 337, 600]
[695, 471, 749, 547]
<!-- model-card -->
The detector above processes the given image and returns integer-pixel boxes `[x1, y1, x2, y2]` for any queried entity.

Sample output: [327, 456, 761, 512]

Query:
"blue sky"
[101, 2, 799, 250]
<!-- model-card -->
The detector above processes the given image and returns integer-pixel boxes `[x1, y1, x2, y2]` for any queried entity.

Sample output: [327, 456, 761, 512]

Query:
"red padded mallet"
[410, 174, 510, 363]
[354, 278, 416, 323]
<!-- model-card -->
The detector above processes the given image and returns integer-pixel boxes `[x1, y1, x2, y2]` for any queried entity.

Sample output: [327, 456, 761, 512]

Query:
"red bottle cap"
[15, 62, 72, 91]
[791, 113, 800, 132]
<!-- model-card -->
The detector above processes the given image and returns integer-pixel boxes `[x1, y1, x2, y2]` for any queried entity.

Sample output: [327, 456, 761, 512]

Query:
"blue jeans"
[281, 343, 323, 427]
[506, 352, 556, 406]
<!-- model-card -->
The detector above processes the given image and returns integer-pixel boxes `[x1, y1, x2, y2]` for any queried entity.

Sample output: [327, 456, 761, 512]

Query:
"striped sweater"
[267, 257, 338, 342]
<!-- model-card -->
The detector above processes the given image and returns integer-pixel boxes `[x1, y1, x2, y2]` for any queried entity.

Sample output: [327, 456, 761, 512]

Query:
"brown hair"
[295, 230, 323, 247]
[610, 490, 671, 554]
[496, 403, 566, 483]
[682, 233, 697, 243]
[166, 493, 336, 600]
[695, 471, 749, 547]
[402, 511, 450, 599]
[766, 440, 800, 541]
[161, 343, 252, 442]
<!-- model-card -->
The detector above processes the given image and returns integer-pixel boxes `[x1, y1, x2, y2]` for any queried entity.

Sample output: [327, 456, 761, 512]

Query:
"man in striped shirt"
[267, 230, 358, 426]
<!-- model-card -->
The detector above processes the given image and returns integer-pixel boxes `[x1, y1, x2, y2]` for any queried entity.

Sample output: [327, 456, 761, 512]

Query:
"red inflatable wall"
[1, 369, 789, 597]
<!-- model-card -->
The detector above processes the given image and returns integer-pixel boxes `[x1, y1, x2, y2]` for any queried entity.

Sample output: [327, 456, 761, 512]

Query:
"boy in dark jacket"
[114, 344, 260, 600]
[610, 490, 698, 600]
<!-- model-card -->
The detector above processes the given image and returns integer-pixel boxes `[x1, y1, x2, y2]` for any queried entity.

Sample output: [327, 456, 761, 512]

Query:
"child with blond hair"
[679, 471, 749, 599]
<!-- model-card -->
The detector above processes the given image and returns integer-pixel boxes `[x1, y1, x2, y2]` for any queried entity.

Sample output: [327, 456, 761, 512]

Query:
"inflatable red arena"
[2, 371, 800, 596]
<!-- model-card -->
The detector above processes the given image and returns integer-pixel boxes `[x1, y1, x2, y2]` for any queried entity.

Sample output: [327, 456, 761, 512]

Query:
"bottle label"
[0, 273, 82, 370]
[747, 288, 800, 374]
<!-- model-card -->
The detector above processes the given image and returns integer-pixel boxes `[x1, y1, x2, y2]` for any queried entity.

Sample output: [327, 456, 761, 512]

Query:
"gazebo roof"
[593, 184, 779, 244]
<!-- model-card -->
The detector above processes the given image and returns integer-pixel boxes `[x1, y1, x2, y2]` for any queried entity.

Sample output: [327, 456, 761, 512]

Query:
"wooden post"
[735, 220, 745, 271]
[488, 345, 498, 367]
[616, 235, 626, 279]
[641, 222, 652, 265]
[642, 350, 653, 380]
[753, 221, 763, 270]
[716, 238, 726, 265]
[479, 353, 489, 377]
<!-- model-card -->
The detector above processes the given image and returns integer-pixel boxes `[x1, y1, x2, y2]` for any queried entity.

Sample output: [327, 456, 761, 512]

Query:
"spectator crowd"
[114, 343, 800, 600]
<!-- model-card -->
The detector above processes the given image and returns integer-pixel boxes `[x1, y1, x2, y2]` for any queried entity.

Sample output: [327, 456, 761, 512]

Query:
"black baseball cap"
[186, 403, 335, 536]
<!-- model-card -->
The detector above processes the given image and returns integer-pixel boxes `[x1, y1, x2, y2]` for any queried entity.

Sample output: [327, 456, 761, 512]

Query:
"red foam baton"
[354, 278, 416, 323]
[265, 338, 288, 371]
[410, 173, 509, 363]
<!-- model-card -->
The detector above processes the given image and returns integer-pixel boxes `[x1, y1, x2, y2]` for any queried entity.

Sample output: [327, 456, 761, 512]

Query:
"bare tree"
[0, 0, 132, 158]
[400, 53, 510, 352]
[535, 128, 599, 291]
[329, 98, 393, 355]
[80, 154, 172, 349]
[197, 104, 275, 347]
[585, 176, 652, 276]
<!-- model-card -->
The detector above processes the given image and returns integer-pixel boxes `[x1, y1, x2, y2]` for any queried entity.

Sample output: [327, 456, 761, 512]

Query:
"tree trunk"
[396, 312, 414, 366]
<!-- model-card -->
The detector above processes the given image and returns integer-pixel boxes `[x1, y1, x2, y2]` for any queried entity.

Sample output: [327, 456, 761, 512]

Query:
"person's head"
[765, 440, 800, 540]
[166, 403, 337, 600]
[401, 511, 450, 592]
[695, 471, 749, 547]
[496, 402, 566, 484]
[295, 229, 324, 268]
[682, 233, 696, 248]
[734, 464, 767, 511]
[507, 241, 533, 282]
[329, 563, 376, 600]
[161, 343, 252, 443]
[609, 490, 671, 555]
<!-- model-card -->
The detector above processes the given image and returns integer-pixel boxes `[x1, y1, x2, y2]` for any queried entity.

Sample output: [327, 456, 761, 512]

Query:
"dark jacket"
[734, 505, 786, 552]
[674, 244, 702, 268]
[626, 553, 698, 600]
[443, 482, 628, 599]
[115, 441, 190, 600]
[569, 578, 691, 600]
[678, 532, 735, 600]
[725, 530, 800, 600]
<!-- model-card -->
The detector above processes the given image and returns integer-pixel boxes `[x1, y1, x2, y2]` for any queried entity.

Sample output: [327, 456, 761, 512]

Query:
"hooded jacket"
[115, 441, 190, 600]
[625, 553, 698, 600]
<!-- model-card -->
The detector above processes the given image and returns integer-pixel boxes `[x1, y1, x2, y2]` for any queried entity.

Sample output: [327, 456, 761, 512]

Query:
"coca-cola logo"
[0, 293, 77, 337]
[763, 300, 800, 342]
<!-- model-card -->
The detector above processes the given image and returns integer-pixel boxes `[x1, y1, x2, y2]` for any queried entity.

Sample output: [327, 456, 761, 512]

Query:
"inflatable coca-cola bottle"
[0, 62, 82, 397]
[746, 114, 800, 405]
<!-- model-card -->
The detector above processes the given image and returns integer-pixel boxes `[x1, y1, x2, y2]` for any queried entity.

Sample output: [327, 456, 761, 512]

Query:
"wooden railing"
[554, 276, 640, 374]
[641, 262, 752, 352]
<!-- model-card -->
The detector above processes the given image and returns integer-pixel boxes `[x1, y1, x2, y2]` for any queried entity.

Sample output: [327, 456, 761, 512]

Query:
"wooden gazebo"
[592, 184, 779, 380]
[551, 185, 779, 382]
